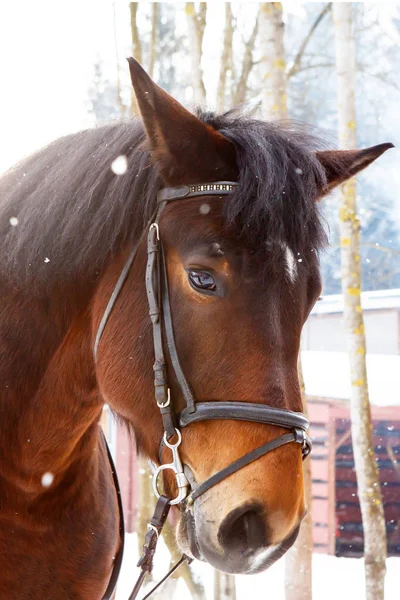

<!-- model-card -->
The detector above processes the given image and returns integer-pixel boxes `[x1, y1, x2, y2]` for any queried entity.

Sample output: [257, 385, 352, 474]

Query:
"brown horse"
[0, 58, 392, 598]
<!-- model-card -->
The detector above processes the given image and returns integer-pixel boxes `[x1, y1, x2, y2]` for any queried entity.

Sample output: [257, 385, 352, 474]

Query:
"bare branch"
[287, 3, 332, 79]
[233, 12, 259, 106]
[217, 3, 233, 111]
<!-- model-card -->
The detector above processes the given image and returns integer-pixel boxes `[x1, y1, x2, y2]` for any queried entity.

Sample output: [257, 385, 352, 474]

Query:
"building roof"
[302, 351, 400, 407]
[312, 288, 400, 315]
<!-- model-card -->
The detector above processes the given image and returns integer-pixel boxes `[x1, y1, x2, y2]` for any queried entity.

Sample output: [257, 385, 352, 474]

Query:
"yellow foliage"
[273, 58, 286, 70]
[347, 287, 360, 296]
[353, 324, 365, 335]
[185, 3, 195, 17]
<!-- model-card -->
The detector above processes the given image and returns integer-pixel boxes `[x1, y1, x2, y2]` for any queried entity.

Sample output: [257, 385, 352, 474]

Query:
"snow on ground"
[116, 533, 399, 599]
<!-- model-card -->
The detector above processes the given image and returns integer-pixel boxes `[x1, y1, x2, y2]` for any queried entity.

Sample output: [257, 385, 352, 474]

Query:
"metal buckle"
[149, 222, 160, 240]
[152, 429, 189, 505]
[157, 387, 170, 409]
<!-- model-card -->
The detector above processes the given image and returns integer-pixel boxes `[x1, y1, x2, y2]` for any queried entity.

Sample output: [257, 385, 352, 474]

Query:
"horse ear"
[127, 57, 236, 184]
[316, 143, 394, 197]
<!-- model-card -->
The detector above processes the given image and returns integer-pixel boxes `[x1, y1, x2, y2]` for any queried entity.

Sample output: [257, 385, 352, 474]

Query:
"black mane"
[0, 111, 327, 293]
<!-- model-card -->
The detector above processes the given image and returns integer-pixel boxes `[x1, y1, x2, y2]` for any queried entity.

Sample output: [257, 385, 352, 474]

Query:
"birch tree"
[333, 4, 387, 599]
[259, 4, 313, 598]
[284, 361, 313, 600]
[185, 2, 207, 105]
[214, 571, 236, 600]
[216, 4, 233, 112]
[260, 2, 287, 120]
[129, 2, 143, 115]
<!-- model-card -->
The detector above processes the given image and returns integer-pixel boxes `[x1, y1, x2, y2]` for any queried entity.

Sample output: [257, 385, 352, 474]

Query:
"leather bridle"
[96, 181, 312, 600]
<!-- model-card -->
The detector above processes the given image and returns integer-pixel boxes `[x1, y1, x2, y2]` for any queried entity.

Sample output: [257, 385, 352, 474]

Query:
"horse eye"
[188, 270, 216, 292]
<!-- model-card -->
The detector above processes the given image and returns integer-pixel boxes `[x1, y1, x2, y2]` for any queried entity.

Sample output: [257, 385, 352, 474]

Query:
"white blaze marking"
[111, 155, 128, 175]
[284, 246, 297, 282]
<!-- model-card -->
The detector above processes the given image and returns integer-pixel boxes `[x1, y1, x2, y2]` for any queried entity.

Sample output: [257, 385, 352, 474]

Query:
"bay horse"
[0, 57, 392, 599]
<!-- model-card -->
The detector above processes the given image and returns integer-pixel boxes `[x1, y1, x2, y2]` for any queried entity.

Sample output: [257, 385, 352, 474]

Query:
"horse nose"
[218, 503, 266, 555]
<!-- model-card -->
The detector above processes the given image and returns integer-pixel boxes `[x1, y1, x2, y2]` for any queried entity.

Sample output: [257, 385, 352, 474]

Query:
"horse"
[0, 57, 392, 599]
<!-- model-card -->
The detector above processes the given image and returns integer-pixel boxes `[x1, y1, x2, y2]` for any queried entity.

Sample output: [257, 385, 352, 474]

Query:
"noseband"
[95, 181, 312, 599]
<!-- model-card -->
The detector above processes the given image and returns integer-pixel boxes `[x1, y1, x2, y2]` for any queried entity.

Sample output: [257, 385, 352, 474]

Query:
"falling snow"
[41, 472, 54, 487]
[111, 155, 128, 175]
[199, 203, 210, 215]
[9, 217, 18, 226]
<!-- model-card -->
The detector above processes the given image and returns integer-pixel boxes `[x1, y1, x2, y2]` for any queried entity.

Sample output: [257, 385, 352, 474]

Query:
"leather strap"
[94, 238, 142, 362]
[160, 246, 196, 413]
[188, 431, 301, 504]
[128, 495, 171, 600]
[101, 430, 125, 600]
[157, 181, 238, 203]
[145, 208, 176, 439]
[179, 401, 310, 431]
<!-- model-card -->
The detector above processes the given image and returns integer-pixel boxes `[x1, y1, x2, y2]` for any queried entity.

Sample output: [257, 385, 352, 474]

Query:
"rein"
[96, 181, 312, 600]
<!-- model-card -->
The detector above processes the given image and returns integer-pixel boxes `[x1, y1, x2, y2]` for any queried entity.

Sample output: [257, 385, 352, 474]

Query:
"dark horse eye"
[188, 270, 216, 292]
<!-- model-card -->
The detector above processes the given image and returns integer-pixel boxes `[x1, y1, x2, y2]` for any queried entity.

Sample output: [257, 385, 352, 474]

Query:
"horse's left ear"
[316, 143, 394, 198]
[127, 57, 236, 184]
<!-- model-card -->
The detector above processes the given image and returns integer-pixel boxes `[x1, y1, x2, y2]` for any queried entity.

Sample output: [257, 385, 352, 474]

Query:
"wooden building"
[304, 352, 400, 557]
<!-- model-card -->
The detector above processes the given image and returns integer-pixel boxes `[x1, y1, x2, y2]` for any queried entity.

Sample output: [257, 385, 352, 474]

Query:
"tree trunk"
[259, 3, 287, 120]
[233, 14, 258, 106]
[214, 570, 236, 600]
[148, 3, 159, 78]
[284, 359, 313, 600]
[129, 2, 143, 115]
[216, 4, 233, 112]
[185, 2, 207, 105]
[333, 4, 387, 600]
[112, 2, 124, 117]
[162, 519, 207, 600]
[136, 458, 156, 590]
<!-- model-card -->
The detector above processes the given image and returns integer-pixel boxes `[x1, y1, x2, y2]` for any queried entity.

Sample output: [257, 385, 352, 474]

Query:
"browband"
[157, 181, 238, 203]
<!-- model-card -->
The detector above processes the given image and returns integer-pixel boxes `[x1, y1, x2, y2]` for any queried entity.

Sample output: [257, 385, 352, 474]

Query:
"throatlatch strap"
[101, 430, 125, 600]
[188, 431, 300, 503]
[94, 238, 142, 361]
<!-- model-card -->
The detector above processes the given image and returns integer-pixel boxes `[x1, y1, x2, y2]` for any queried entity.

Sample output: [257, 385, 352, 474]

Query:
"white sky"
[0, 0, 118, 172]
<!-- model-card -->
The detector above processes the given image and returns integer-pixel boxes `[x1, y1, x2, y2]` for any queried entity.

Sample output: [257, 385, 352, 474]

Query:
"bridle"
[95, 181, 312, 600]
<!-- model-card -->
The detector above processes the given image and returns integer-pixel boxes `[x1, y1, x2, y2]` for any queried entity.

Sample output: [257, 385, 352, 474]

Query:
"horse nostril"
[218, 503, 266, 555]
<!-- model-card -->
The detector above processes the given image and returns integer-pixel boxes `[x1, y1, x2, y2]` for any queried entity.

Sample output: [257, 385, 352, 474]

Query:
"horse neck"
[0, 278, 103, 495]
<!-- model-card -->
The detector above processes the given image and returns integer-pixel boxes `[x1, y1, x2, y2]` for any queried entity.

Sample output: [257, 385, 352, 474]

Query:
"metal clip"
[149, 222, 160, 240]
[152, 429, 189, 505]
